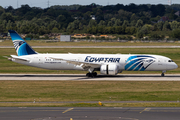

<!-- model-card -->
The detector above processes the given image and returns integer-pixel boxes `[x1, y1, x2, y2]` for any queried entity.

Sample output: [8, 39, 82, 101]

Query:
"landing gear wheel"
[86, 73, 92, 78]
[86, 73, 90, 77]
[86, 72, 97, 78]
[161, 73, 165, 77]
[92, 72, 97, 77]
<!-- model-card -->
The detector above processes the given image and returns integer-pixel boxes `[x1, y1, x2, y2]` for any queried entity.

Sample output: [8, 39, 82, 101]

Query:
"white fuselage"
[11, 53, 178, 73]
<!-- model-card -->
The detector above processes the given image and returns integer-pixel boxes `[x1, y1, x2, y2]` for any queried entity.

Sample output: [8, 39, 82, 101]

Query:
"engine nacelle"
[100, 64, 119, 75]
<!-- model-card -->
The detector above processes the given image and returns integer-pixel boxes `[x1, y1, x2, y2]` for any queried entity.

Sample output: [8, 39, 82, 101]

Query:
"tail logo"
[13, 40, 25, 51]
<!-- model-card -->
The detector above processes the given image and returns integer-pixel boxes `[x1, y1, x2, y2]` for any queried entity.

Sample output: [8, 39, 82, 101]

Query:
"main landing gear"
[86, 72, 97, 78]
[161, 70, 166, 77]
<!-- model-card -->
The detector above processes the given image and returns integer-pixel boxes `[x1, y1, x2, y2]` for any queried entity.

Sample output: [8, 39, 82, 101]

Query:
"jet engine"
[100, 64, 119, 75]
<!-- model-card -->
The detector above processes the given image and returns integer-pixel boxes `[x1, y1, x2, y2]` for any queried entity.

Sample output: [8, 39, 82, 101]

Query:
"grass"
[0, 81, 180, 102]
[0, 48, 180, 74]
[0, 103, 100, 107]
[1, 40, 180, 46]
[1, 81, 180, 107]
[1, 102, 180, 107]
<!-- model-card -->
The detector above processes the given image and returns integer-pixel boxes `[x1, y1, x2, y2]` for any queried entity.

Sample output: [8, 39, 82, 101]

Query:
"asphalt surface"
[0, 74, 180, 81]
[1, 46, 180, 48]
[0, 107, 180, 120]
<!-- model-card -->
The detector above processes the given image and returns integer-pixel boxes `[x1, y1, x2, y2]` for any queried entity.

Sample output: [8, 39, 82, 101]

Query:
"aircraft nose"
[167, 62, 178, 70]
[174, 63, 178, 69]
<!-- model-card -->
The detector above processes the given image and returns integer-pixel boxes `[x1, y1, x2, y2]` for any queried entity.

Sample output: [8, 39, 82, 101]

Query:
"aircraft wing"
[50, 57, 101, 70]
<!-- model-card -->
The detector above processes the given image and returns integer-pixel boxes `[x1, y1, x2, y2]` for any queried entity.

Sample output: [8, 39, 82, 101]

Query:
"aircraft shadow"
[0, 74, 179, 78]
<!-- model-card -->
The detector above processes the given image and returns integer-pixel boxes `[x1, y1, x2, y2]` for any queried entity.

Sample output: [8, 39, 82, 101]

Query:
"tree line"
[1, 3, 180, 39]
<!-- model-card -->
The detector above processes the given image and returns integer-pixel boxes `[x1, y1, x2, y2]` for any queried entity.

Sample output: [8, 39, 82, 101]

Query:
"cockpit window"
[168, 60, 174, 62]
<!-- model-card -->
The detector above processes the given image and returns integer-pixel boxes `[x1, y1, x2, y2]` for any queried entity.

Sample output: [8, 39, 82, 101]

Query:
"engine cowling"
[100, 64, 119, 75]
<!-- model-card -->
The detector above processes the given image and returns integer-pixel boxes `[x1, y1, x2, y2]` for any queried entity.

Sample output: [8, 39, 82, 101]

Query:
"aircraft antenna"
[47, 0, 50, 8]
[17, 0, 19, 8]
[168, 0, 172, 5]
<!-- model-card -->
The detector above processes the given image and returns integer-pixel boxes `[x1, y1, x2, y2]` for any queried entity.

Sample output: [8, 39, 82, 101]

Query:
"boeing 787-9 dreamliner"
[7, 30, 178, 77]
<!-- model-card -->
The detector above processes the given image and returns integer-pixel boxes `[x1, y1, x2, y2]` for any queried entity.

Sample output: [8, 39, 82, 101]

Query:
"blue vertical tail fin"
[8, 30, 37, 56]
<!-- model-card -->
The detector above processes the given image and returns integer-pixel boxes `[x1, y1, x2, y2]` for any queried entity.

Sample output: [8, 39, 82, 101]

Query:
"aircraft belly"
[40, 62, 83, 70]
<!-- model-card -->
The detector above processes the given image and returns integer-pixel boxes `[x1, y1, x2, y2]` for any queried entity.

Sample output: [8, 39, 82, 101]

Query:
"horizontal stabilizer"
[10, 55, 30, 62]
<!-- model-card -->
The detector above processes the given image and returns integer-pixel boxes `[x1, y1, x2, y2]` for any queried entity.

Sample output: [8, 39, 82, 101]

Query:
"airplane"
[7, 30, 178, 77]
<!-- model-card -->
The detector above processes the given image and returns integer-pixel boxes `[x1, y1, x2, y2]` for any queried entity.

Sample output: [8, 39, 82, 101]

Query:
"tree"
[115, 26, 123, 34]
[157, 21, 164, 31]
[163, 21, 171, 31]
[150, 4, 165, 17]
[150, 32, 163, 40]
[79, 23, 83, 30]
[1, 13, 14, 22]
[171, 29, 180, 39]
[17, 4, 31, 15]
[91, 26, 97, 34]
[130, 20, 136, 26]
[0, 6, 5, 15]
[0, 24, 5, 33]
[52, 27, 59, 33]
[6, 20, 13, 30]
[98, 20, 106, 26]
[136, 30, 143, 39]
[67, 22, 74, 32]
[107, 21, 113, 26]
[114, 19, 122, 26]
[125, 27, 131, 34]
[97, 26, 104, 34]
[130, 13, 138, 21]
[122, 20, 129, 27]
[140, 24, 152, 35]
[130, 27, 137, 35]
[88, 19, 97, 27]
[56, 15, 66, 23]
[170, 21, 180, 30]
[169, 9, 177, 20]
[136, 19, 143, 28]
[72, 20, 80, 30]
[117, 9, 132, 21]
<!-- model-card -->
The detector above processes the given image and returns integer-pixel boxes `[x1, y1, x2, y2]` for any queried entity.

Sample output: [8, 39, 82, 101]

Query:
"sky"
[1, 0, 180, 9]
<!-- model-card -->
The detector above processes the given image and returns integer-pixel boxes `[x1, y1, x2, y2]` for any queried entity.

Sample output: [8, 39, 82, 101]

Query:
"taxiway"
[0, 107, 180, 120]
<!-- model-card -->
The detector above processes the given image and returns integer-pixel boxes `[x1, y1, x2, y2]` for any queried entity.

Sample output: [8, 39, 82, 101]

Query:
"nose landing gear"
[161, 70, 166, 77]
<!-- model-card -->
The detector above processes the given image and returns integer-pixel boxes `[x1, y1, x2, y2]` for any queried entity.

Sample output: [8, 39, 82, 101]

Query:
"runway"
[0, 74, 180, 81]
[1, 107, 180, 120]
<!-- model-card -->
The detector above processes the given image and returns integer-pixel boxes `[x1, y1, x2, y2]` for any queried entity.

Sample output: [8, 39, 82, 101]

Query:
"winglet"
[8, 30, 37, 56]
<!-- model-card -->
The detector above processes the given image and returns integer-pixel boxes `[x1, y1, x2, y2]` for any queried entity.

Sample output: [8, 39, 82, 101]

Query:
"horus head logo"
[13, 40, 25, 51]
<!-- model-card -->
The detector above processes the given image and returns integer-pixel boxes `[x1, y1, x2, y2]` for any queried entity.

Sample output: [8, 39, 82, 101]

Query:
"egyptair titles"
[84, 56, 120, 63]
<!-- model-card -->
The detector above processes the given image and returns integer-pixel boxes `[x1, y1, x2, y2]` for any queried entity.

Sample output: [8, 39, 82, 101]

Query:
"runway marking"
[140, 108, 151, 113]
[119, 117, 139, 120]
[62, 108, 74, 113]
